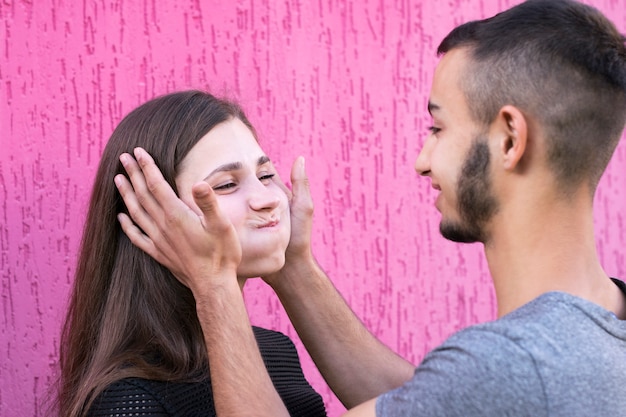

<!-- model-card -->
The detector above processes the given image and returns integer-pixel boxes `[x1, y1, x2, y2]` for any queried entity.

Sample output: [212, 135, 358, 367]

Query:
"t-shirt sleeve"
[376, 328, 548, 417]
[87, 379, 171, 417]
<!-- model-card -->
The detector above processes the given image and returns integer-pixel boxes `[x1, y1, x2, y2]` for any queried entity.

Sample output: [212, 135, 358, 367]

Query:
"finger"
[115, 173, 159, 239]
[290, 156, 314, 214]
[122, 148, 201, 244]
[192, 181, 231, 232]
[119, 151, 164, 219]
[117, 212, 171, 269]
[132, 147, 183, 213]
[191, 181, 243, 271]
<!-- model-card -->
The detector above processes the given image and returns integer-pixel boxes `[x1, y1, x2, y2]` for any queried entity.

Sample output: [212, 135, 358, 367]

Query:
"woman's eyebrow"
[257, 155, 270, 166]
[204, 156, 272, 181]
[204, 162, 242, 181]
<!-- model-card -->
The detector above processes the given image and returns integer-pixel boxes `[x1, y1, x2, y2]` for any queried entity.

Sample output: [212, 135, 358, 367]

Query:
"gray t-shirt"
[377, 285, 626, 416]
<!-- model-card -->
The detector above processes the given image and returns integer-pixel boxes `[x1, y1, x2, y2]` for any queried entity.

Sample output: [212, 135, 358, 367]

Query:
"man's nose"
[415, 135, 435, 176]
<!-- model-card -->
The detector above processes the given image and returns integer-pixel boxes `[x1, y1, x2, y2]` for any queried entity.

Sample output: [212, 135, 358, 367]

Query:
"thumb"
[192, 181, 220, 221]
[290, 156, 313, 212]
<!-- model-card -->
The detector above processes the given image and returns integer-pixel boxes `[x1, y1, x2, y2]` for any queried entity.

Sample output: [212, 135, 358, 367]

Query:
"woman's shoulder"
[88, 377, 215, 416]
[88, 378, 168, 416]
[251, 327, 327, 417]
[252, 325, 293, 343]
[252, 326, 300, 357]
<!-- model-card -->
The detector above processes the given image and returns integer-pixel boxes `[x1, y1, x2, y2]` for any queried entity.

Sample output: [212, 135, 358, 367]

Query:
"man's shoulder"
[376, 289, 626, 417]
[447, 290, 626, 352]
[427, 288, 626, 392]
[377, 326, 547, 417]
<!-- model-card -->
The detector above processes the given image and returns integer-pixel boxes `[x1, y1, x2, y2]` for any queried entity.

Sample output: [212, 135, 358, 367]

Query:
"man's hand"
[261, 159, 415, 408]
[114, 147, 242, 294]
[263, 156, 315, 287]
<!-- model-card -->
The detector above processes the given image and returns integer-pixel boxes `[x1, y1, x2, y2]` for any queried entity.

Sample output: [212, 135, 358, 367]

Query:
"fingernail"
[298, 156, 305, 171]
[119, 154, 128, 166]
[114, 175, 123, 188]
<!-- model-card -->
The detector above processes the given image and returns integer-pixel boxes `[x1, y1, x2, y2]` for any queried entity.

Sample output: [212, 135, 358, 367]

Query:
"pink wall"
[2, 1, 626, 416]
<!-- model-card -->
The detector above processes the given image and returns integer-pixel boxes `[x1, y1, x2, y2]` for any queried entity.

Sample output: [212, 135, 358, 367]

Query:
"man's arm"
[116, 148, 289, 416]
[265, 157, 415, 409]
[273, 258, 415, 408]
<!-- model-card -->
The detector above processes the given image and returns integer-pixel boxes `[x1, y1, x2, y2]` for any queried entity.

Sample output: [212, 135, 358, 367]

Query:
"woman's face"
[175, 118, 291, 280]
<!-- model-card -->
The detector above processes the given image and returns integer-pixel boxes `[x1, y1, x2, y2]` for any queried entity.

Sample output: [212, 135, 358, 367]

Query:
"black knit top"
[88, 327, 327, 416]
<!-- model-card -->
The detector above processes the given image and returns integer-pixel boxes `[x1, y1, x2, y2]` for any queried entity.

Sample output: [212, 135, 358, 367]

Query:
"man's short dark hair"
[438, 0, 626, 192]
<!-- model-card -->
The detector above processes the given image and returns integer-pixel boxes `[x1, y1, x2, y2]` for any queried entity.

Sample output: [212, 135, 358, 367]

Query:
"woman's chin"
[237, 252, 286, 279]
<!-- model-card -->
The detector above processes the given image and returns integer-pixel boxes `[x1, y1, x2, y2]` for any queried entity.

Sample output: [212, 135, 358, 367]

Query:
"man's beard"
[440, 137, 499, 244]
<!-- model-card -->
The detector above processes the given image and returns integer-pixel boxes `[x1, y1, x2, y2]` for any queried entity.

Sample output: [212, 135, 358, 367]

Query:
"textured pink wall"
[2, 1, 626, 416]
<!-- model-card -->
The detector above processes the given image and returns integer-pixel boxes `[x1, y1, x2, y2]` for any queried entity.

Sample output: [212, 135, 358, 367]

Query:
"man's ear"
[494, 105, 528, 170]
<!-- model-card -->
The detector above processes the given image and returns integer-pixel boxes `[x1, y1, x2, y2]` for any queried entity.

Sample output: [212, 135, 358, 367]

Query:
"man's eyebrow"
[204, 156, 272, 181]
[427, 101, 440, 115]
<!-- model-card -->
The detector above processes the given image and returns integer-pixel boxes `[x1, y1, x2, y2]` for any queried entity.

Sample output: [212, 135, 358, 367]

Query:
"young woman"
[57, 90, 327, 417]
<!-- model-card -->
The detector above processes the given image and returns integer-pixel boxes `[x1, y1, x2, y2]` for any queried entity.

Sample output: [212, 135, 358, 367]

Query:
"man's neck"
[483, 193, 621, 318]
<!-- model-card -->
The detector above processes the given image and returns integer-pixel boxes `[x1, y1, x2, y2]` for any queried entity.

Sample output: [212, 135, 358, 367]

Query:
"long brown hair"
[56, 91, 256, 417]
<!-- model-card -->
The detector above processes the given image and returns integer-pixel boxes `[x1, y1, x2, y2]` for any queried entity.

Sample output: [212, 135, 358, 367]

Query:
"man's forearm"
[196, 278, 289, 417]
[272, 258, 415, 408]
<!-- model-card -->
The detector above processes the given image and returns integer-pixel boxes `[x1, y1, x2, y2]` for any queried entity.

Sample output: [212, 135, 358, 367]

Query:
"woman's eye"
[213, 182, 236, 191]
[259, 173, 275, 183]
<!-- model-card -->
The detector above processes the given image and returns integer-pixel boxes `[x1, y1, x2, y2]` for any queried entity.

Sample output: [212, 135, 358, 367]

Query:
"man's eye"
[259, 174, 275, 182]
[213, 182, 236, 191]
[427, 126, 441, 134]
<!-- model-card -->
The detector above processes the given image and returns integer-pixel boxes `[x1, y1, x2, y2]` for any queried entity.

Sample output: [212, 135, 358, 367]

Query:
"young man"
[116, 0, 626, 415]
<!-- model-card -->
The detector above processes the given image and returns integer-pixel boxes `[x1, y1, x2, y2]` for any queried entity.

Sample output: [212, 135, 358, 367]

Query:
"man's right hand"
[115, 147, 242, 295]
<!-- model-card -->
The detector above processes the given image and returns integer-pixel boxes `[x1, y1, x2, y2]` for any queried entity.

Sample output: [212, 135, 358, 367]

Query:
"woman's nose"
[248, 181, 281, 211]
